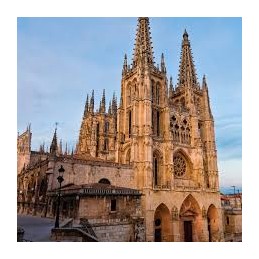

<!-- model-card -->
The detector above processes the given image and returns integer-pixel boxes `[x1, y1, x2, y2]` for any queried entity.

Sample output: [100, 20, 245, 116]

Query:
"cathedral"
[17, 17, 224, 242]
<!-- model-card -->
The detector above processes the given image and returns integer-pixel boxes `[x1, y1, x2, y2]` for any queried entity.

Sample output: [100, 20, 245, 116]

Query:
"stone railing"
[51, 228, 98, 242]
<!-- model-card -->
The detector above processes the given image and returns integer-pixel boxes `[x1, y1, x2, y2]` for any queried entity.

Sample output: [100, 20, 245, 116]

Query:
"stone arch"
[126, 82, 132, 106]
[207, 204, 220, 242]
[153, 149, 163, 187]
[179, 194, 202, 241]
[122, 144, 131, 164]
[98, 178, 111, 185]
[154, 203, 171, 242]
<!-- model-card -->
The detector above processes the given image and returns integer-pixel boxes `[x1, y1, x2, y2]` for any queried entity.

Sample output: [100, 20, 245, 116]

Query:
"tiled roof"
[48, 183, 141, 197]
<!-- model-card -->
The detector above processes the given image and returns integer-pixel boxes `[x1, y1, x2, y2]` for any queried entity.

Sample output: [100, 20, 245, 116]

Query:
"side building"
[17, 17, 225, 242]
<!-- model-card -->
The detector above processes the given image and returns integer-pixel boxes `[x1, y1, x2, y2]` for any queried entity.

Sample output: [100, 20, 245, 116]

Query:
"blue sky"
[17, 17, 242, 188]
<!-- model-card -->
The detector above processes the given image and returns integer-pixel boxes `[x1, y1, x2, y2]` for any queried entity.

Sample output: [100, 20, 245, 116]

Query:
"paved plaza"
[17, 214, 55, 241]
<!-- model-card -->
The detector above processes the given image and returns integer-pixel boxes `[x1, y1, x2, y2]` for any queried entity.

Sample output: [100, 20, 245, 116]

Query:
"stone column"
[172, 220, 180, 241]
[201, 217, 209, 241]
[145, 209, 154, 242]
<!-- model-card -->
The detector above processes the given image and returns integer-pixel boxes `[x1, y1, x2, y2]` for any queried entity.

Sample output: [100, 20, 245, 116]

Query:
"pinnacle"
[183, 29, 188, 38]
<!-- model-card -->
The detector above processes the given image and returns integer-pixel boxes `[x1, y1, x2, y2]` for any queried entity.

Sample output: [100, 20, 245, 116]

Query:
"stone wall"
[91, 217, 145, 242]
[92, 221, 132, 242]
[78, 195, 140, 220]
[48, 159, 134, 190]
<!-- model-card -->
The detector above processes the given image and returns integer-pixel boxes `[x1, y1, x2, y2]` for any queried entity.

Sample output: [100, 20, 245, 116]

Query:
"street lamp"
[54, 165, 65, 228]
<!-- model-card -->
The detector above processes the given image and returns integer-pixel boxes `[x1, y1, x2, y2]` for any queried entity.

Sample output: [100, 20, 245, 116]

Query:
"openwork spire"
[100, 89, 106, 113]
[89, 90, 94, 113]
[177, 30, 199, 88]
[133, 17, 154, 67]
[50, 126, 58, 155]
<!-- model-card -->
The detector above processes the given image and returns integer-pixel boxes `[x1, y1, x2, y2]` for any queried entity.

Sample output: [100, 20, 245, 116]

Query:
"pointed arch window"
[125, 148, 131, 164]
[104, 138, 109, 151]
[156, 83, 160, 104]
[151, 80, 155, 103]
[153, 152, 162, 187]
[96, 123, 100, 154]
[128, 110, 132, 138]
[105, 121, 109, 134]
[153, 156, 158, 186]
[157, 110, 160, 136]
[127, 85, 131, 106]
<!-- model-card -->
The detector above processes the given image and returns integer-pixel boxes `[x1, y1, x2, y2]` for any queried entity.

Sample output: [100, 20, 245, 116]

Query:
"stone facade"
[17, 17, 226, 242]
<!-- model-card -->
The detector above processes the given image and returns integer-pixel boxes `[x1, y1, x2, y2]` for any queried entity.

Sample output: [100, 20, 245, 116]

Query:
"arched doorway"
[154, 203, 171, 242]
[207, 204, 219, 242]
[180, 194, 202, 242]
[98, 178, 111, 185]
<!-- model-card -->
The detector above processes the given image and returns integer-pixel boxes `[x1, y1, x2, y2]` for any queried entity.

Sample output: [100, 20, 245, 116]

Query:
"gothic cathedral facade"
[17, 18, 224, 242]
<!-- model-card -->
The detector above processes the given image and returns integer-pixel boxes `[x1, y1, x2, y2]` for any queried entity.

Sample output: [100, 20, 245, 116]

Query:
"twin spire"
[133, 17, 154, 67]
[177, 29, 199, 89]
[127, 18, 202, 91]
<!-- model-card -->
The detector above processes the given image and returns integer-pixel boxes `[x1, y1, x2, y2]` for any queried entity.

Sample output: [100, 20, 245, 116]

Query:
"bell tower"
[116, 18, 173, 190]
[169, 30, 219, 191]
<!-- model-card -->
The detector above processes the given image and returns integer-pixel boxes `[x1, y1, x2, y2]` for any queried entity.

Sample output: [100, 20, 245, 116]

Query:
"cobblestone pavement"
[17, 214, 55, 242]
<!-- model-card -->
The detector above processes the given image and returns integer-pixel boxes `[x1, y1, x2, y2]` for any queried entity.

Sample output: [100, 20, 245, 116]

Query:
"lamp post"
[54, 165, 65, 228]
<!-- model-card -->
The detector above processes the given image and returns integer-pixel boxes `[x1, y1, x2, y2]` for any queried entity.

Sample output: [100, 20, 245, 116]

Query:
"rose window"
[173, 155, 186, 177]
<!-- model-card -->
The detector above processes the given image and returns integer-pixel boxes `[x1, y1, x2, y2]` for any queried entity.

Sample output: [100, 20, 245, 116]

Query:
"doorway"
[184, 221, 193, 242]
[155, 228, 162, 242]
[154, 203, 171, 242]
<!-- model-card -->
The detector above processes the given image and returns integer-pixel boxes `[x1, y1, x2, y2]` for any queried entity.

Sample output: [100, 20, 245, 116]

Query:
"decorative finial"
[183, 29, 188, 38]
